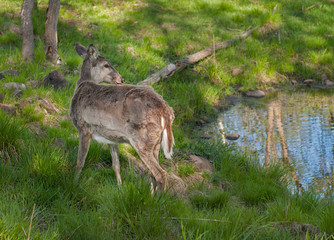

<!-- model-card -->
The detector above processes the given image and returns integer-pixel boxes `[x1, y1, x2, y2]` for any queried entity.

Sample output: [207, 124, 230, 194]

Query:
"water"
[207, 90, 334, 194]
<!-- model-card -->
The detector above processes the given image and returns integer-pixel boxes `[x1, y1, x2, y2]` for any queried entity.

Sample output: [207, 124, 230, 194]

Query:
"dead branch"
[137, 26, 259, 86]
[305, 2, 321, 11]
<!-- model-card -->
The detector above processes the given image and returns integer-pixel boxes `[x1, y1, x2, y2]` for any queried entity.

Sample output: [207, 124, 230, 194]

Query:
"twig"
[27, 204, 36, 240]
[305, 2, 321, 11]
[302, 0, 305, 11]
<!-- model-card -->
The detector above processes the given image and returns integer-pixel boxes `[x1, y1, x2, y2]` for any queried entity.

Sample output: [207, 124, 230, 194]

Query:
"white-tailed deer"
[70, 43, 177, 191]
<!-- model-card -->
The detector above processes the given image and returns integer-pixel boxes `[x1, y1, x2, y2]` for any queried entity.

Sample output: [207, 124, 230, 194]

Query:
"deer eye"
[104, 64, 109, 68]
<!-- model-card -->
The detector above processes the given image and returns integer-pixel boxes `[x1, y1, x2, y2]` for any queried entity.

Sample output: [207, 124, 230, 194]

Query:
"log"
[137, 26, 259, 86]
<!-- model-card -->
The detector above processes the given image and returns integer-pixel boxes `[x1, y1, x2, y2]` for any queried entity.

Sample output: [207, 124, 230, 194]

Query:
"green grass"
[1, 0, 334, 239]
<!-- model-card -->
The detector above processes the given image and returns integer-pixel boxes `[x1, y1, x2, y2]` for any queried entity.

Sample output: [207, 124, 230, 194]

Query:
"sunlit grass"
[0, 0, 333, 238]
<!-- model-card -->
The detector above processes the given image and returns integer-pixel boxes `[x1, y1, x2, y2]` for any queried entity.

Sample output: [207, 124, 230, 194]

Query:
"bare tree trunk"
[44, 0, 60, 64]
[265, 103, 274, 167]
[21, 0, 35, 62]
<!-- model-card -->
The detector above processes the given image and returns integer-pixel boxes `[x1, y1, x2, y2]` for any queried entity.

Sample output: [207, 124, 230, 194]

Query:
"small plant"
[190, 190, 231, 210]
[21, 105, 44, 123]
[178, 162, 196, 177]
[0, 111, 26, 157]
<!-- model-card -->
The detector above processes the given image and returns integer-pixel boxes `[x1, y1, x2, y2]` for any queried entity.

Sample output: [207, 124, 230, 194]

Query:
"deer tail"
[161, 116, 174, 159]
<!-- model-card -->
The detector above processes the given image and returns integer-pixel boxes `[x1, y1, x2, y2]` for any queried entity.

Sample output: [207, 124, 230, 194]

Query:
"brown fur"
[70, 44, 175, 190]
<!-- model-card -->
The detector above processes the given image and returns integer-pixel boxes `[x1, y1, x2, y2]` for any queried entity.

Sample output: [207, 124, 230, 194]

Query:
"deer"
[70, 43, 183, 191]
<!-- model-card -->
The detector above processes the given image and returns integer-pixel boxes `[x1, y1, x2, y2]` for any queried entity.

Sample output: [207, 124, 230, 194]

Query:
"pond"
[206, 89, 334, 195]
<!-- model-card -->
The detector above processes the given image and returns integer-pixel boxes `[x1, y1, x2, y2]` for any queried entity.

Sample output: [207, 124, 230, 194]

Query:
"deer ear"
[87, 44, 98, 62]
[75, 42, 87, 58]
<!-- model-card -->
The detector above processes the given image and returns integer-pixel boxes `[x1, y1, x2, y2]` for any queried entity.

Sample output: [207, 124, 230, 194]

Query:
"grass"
[1, 0, 334, 239]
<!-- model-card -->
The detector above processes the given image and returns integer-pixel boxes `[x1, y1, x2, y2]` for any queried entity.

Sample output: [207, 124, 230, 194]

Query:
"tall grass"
[0, 0, 333, 239]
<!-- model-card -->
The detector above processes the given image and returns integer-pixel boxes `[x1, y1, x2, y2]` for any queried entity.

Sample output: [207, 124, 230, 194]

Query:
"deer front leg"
[75, 131, 91, 178]
[108, 143, 122, 185]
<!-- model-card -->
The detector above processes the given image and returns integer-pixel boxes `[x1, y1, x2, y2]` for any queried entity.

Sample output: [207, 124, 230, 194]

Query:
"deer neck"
[76, 60, 93, 88]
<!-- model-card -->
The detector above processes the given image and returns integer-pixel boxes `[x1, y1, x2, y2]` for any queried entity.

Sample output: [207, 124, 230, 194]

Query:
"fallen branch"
[305, 2, 321, 11]
[137, 26, 259, 86]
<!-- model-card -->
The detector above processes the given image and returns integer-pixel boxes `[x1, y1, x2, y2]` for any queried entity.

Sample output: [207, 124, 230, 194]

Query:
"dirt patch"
[0, 103, 16, 115]
[17, 97, 64, 126]
[274, 221, 321, 239]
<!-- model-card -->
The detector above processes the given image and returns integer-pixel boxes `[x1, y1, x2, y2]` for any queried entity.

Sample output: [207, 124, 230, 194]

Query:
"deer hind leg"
[131, 142, 167, 191]
[108, 143, 122, 185]
[75, 131, 91, 177]
[141, 153, 167, 191]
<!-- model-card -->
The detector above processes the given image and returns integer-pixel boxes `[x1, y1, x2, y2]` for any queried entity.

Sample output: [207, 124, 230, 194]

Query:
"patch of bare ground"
[0, 145, 19, 164]
[17, 97, 64, 127]
[274, 221, 323, 239]
[259, 20, 279, 37]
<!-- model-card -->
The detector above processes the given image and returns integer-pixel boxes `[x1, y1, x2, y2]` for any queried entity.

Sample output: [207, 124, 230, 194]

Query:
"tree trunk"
[21, 0, 35, 62]
[44, 0, 60, 64]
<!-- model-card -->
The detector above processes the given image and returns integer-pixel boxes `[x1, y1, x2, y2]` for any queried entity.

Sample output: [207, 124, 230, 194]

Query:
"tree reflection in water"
[210, 90, 334, 196]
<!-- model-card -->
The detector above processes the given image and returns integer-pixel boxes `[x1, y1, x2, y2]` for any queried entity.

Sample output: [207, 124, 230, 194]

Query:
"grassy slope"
[0, 0, 334, 239]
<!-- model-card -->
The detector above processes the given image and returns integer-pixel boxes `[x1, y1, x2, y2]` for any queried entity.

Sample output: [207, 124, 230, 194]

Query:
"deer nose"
[121, 77, 125, 83]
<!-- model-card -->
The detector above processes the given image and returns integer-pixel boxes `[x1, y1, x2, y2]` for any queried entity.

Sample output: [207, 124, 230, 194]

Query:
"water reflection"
[210, 90, 334, 195]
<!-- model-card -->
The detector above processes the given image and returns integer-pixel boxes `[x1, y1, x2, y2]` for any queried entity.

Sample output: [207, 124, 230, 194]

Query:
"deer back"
[70, 82, 174, 143]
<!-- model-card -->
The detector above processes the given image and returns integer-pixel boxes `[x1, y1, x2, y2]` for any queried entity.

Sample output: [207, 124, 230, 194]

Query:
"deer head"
[75, 43, 124, 85]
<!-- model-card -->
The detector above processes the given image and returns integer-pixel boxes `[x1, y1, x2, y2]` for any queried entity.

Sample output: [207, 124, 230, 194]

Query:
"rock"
[231, 67, 243, 77]
[325, 79, 334, 87]
[2, 22, 21, 35]
[196, 119, 206, 126]
[245, 90, 265, 98]
[0, 93, 4, 103]
[303, 79, 314, 86]
[42, 70, 70, 90]
[0, 70, 19, 80]
[291, 80, 297, 85]
[200, 133, 212, 139]
[321, 74, 328, 81]
[3, 82, 26, 91]
[0, 103, 16, 115]
[226, 133, 240, 141]
[188, 154, 213, 173]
